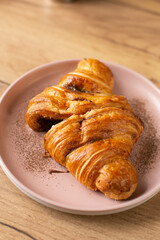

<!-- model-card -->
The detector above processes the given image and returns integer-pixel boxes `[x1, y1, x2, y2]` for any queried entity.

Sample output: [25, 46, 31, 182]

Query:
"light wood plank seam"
[0, 80, 10, 86]
[0, 221, 37, 240]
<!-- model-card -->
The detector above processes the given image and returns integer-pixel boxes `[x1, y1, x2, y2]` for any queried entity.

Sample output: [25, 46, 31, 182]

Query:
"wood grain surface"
[0, 0, 160, 239]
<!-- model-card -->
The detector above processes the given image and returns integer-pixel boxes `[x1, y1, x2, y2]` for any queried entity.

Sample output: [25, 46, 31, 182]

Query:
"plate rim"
[0, 59, 160, 215]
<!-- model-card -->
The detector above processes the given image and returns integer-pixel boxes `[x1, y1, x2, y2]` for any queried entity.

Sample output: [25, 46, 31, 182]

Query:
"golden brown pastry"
[43, 107, 142, 200]
[59, 58, 114, 93]
[26, 58, 143, 200]
[26, 59, 114, 131]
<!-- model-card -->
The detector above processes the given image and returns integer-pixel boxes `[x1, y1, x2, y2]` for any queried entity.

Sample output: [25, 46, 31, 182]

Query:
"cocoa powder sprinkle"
[9, 97, 66, 175]
[129, 99, 160, 176]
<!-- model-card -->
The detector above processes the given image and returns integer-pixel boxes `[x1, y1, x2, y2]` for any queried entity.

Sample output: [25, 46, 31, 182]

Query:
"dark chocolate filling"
[37, 118, 62, 131]
[64, 84, 90, 93]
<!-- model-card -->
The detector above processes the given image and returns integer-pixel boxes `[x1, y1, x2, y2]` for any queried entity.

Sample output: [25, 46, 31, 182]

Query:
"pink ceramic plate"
[0, 59, 160, 215]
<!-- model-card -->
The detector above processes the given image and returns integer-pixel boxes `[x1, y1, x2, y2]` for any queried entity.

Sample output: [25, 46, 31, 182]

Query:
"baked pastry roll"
[26, 58, 143, 200]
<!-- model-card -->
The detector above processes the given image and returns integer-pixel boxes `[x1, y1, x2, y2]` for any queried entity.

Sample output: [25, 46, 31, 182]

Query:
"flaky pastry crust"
[26, 58, 143, 200]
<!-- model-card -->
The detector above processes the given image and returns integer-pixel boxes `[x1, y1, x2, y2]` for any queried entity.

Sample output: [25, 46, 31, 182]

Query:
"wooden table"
[0, 0, 160, 239]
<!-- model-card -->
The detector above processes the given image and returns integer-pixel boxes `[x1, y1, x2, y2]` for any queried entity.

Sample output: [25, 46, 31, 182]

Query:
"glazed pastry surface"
[26, 58, 143, 200]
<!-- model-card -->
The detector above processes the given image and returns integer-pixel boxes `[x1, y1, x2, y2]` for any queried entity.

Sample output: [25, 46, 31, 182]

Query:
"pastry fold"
[26, 59, 114, 131]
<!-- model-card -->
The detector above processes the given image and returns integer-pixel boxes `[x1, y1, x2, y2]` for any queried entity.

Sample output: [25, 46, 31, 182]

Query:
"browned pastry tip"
[95, 159, 138, 200]
[76, 58, 114, 90]
[65, 138, 138, 200]
[59, 58, 114, 94]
